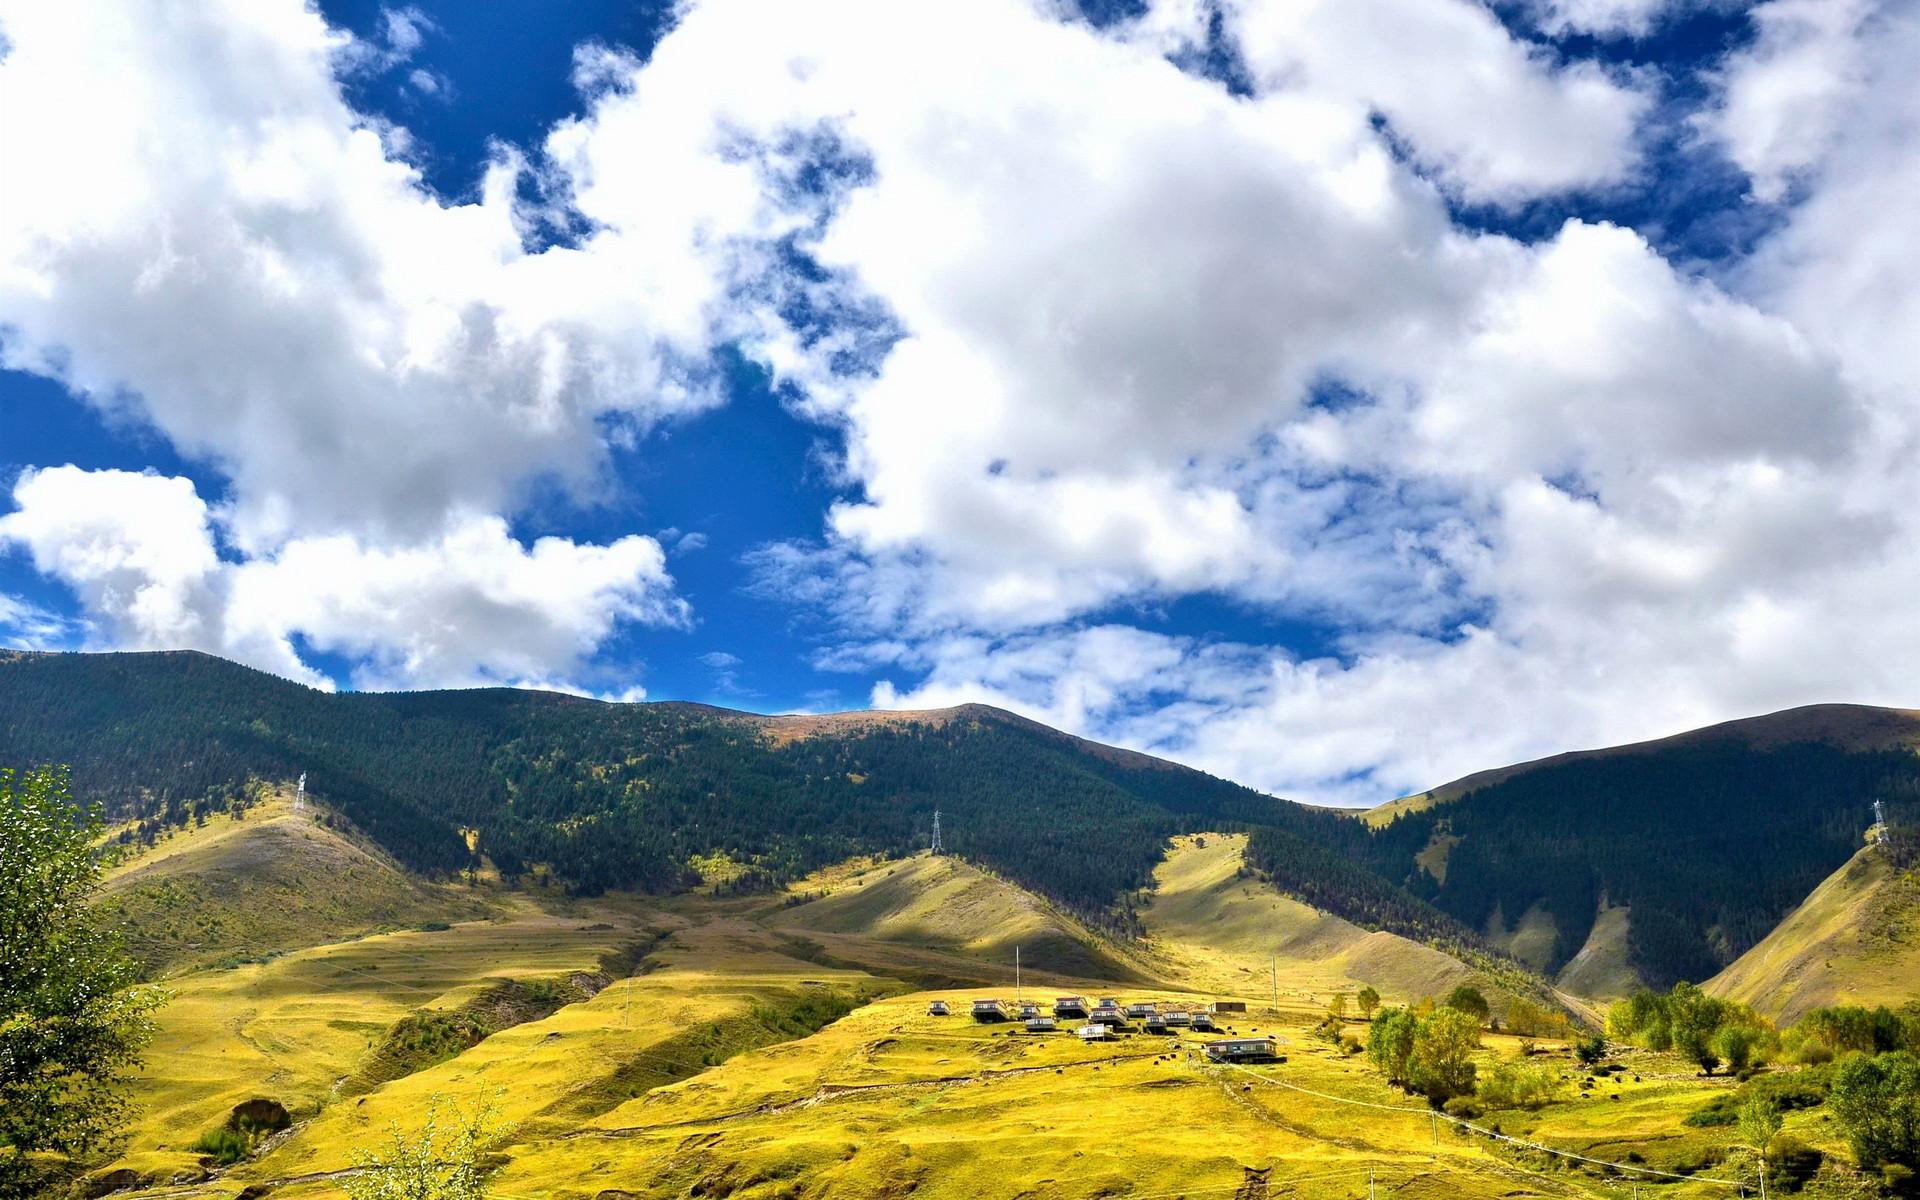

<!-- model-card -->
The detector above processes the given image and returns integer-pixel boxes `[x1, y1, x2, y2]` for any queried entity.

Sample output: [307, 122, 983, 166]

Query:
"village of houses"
[928, 994, 1280, 1063]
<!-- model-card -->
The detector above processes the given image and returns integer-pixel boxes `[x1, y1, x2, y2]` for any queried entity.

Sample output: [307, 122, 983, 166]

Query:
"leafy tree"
[1608, 989, 1672, 1050]
[1503, 997, 1573, 1039]
[1831, 1052, 1920, 1173]
[1667, 983, 1728, 1073]
[1, 767, 163, 1195]
[1408, 1007, 1481, 1102]
[1328, 992, 1348, 1020]
[1610, 982, 1768, 1076]
[1368, 1007, 1418, 1084]
[1715, 1022, 1765, 1075]
[343, 1099, 502, 1200]
[1739, 1093, 1784, 1181]
[1444, 985, 1490, 1025]
[1797, 1005, 1920, 1058]
[1356, 986, 1380, 1019]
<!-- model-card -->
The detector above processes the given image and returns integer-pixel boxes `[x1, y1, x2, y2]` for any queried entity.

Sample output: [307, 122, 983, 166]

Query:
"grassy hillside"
[769, 852, 1143, 983]
[1552, 901, 1637, 1001]
[1710, 838, 1920, 1022]
[21, 648, 1917, 1013]
[1140, 832, 1477, 1004]
[111, 897, 653, 1179]
[97, 792, 491, 975]
[71, 828, 1885, 1200]
[100, 908, 1833, 1200]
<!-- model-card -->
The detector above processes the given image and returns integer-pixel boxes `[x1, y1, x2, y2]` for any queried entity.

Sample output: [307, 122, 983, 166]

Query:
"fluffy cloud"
[1734, 0, 1920, 402]
[0, 469, 225, 654]
[604, 0, 1903, 802]
[1699, 0, 1880, 203]
[1218, 0, 1652, 202]
[0, 467, 683, 690]
[0, 0, 740, 688]
[3, 0, 1915, 806]
[0, 0, 734, 551]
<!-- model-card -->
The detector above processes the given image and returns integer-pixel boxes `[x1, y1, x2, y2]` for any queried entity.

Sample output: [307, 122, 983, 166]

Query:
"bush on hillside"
[1608, 982, 1772, 1075]
[1477, 1060, 1564, 1110]
[1830, 1051, 1920, 1173]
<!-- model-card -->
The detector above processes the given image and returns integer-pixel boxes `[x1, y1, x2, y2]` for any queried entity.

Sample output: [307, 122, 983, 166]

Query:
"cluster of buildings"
[924, 995, 1276, 1062]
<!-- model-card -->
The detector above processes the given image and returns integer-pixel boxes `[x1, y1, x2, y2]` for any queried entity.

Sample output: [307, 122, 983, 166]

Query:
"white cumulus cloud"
[0, 467, 683, 690]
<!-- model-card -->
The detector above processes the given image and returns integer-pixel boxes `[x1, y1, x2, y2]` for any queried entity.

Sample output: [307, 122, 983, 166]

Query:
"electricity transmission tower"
[931, 809, 944, 855]
[294, 772, 307, 813]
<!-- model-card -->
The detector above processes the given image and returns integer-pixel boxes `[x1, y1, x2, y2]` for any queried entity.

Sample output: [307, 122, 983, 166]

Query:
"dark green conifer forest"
[2, 649, 1913, 986]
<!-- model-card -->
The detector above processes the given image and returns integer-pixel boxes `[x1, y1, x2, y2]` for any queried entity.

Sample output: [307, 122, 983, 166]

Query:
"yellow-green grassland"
[80, 804, 1888, 1200]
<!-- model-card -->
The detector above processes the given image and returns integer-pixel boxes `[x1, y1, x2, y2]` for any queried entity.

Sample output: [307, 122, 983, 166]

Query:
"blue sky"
[2, 0, 1916, 804]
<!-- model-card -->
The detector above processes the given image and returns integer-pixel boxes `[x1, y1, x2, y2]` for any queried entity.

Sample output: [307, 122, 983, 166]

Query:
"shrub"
[1574, 1034, 1606, 1066]
[343, 1101, 502, 1200]
[1766, 1135, 1822, 1193]
[1686, 1069, 1830, 1128]
[1478, 1060, 1564, 1110]
[191, 1127, 254, 1165]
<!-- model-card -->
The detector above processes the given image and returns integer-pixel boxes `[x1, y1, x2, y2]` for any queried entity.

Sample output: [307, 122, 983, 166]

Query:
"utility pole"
[931, 809, 943, 855]
[1368, 1169, 1375, 1200]
[1015, 945, 1022, 1002]
[1270, 957, 1280, 1014]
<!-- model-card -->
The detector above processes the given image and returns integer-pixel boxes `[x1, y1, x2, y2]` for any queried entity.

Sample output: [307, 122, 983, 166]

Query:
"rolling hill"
[20, 654, 1918, 1196]
[0, 648, 1477, 963]
[97, 789, 491, 975]
[1140, 832, 1479, 1004]
[14, 648, 1918, 1014]
[1359, 704, 1920, 992]
[79, 823, 1833, 1200]
[769, 852, 1148, 984]
[1709, 835, 1920, 1022]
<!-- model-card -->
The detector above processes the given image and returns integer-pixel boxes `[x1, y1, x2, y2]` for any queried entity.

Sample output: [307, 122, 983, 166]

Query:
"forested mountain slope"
[1356, 705, 1920, 991]
[0, 650, 1355, 929]
[20, 649, 1906, 1003]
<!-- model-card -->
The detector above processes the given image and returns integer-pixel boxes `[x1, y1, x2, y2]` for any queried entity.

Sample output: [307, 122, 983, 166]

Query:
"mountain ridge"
[1369, 701, 1920, 826]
